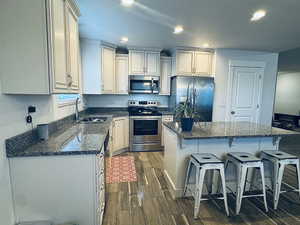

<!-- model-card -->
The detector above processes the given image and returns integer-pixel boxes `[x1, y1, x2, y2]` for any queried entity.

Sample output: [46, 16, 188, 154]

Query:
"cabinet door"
[115, 55, 129, 94]
[176, 50, 194, 75]
[160, 58, 172, 95]
[65, 1, 80, 91]
[112, 118, 126, 152]
[194, 51, 212, 75]
[145, 52, 160, 76]
[51, 0, 68, 92]
[101, 47, 115, 93]
[129, 50, 145, 75]
[161, 116, 173, 146]
[124, 117, 129, 148]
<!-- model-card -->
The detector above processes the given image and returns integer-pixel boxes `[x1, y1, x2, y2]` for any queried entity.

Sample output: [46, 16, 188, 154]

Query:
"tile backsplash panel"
[84, 94, 169, 108]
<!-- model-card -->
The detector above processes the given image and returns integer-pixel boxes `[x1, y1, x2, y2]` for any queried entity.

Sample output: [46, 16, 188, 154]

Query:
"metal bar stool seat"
[183, 153, 229, 218]
[261, 150, 300, 209]
[226, 152, 268, 215]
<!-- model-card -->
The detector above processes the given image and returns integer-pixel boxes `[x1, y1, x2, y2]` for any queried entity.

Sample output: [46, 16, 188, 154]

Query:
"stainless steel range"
[128, 100, 162, 152]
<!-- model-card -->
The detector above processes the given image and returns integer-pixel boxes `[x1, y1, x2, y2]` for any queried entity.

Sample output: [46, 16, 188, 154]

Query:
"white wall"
[0, 82, 84, 225]
[213, 49, 279, 125]
[85, 94, 169, 108]
[274, 72, 300, 115]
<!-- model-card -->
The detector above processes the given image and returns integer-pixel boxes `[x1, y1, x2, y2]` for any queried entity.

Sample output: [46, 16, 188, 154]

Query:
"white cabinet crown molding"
[128, 46, 162, 52]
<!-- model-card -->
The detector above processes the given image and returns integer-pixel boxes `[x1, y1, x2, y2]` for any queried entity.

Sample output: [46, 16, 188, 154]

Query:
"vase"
[181, 118, 194, 131]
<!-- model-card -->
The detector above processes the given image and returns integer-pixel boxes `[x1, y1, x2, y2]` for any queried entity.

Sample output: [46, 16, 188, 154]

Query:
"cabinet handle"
[66, 74, 72, 87]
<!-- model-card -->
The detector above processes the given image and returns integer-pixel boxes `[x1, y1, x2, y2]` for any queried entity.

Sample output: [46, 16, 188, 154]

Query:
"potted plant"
[174, 83, 199, 131]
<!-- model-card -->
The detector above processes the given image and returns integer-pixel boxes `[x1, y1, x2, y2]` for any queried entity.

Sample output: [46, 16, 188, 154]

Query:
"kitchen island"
[162, 121, 300, 198]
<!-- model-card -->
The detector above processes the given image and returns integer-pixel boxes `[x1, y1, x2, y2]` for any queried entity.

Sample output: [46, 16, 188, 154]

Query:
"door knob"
[231, 111, 235, 115]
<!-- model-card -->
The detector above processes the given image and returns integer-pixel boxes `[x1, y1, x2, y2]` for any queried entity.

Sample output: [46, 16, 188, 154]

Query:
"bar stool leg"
[274, 163, 285, 210]
[183, 160, 192, 197]
[259, 164, 268, 212]
[236, 165, 247, 215]
[220, 167, 229, 216]
[295, 161, 300, 199]
[194, 168, 206, 219]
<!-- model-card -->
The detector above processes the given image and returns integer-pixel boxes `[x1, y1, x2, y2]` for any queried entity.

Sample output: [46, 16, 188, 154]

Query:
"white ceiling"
[77, 0, 300, 52]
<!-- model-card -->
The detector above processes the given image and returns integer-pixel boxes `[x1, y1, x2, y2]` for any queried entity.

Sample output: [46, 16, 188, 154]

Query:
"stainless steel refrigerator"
[169, 76, 215, 122]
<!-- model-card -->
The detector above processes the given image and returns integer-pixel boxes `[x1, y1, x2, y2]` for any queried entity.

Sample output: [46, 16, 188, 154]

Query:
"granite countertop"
[163, 121, 300, 139]
[7, 117, 112, 158]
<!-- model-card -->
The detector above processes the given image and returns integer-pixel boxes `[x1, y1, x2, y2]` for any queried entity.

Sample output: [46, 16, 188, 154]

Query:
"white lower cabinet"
[9, 147, 105, 225]
[110, 117, 129, 156]
[161, 115, 173, 146]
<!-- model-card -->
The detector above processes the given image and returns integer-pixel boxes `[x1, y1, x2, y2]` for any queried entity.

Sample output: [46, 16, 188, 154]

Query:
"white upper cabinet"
[0, 0, 81, 94]
[145, 52, 160, 76]
[129, 50, 145, 75]
[115, 54, 129, 94]
[129, 49, 160, 76]
[81, 40, 129, 95]
[64, 0, 80, 91]
[172, 48, 213, 76]
[176, 50, 194, 75]
[101, 46, 115, 94]
[194, 51, 212, 74]
[160, 57, 172, 95]
[81, 40, 116, 94]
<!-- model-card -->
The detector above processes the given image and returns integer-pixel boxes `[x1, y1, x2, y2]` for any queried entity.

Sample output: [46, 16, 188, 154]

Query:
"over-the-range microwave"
[129, 75, 159, 94]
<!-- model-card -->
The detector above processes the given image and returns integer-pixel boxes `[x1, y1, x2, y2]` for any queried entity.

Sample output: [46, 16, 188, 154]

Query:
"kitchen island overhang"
[162, 121, 300, 198]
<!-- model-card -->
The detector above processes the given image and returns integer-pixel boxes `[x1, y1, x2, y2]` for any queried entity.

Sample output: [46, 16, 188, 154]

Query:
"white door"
[129, 50, 145, 75]
[227, 66, 264, 123]
[176, 50, 194, 75]
[194, 51, 212, 75]
[145, 52, 160, 76]
[160, 57, 172, 95]
[101, 46, 115, 93]
[115, 55, 128, 94]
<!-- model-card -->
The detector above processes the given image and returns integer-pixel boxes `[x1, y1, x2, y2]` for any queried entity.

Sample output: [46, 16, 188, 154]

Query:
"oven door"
[130, 116, 162, 151]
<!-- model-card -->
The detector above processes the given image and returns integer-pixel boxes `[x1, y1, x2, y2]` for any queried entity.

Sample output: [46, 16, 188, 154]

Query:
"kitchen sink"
[79, 116, 107, 124]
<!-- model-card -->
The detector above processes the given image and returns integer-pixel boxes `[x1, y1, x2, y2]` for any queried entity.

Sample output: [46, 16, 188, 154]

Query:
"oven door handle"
[130, 116, 162, 119]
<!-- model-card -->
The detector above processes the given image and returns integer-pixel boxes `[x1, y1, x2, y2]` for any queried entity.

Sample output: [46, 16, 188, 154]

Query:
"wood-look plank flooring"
[103, 150, 300, 225]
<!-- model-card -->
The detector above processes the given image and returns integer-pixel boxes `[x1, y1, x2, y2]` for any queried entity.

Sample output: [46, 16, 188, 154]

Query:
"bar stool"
[261, 150, 300, 209]
[183, 153, 229, 218]
[225, 152, 268, 215]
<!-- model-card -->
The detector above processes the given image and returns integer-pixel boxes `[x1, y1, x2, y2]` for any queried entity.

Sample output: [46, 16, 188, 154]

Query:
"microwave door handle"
[151, 78, 154, 93]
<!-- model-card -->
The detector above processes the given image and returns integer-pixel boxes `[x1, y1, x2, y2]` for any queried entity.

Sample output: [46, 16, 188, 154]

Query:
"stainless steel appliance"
[169, 76, 215, 121]
[129, 100, 162, 152]
[129, 75, 159, 94]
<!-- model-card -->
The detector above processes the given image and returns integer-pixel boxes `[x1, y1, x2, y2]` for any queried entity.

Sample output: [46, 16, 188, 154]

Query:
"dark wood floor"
[103, 140, 300, 225]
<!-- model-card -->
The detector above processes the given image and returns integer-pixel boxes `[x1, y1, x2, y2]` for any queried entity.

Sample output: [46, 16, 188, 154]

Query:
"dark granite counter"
[7, 117, 112, 158]
[163, 121, 300, 139]
[85, 108, 129, 117]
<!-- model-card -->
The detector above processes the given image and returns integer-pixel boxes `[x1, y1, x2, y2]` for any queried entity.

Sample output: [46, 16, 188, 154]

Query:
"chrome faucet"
[75, 97, 80, 122]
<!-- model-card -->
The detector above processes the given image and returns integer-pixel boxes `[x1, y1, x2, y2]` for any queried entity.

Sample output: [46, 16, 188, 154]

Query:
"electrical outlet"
[26, 115, 32, 124]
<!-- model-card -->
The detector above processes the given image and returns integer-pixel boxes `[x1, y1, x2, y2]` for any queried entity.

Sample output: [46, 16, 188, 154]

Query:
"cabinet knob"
[231, 111, 235, 115]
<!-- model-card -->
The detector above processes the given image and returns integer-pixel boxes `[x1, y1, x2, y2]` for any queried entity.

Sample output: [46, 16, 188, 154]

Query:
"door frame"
[225, 60, 266, 123]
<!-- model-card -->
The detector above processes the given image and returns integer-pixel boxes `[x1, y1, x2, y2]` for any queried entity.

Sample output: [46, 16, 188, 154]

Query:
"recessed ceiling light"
[203, 43, 209, 48]
[121, 0, 134, 7]
[251, 10, 266, 21]
[120, 36, 128, 43]
[173, 25, 184, 34]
